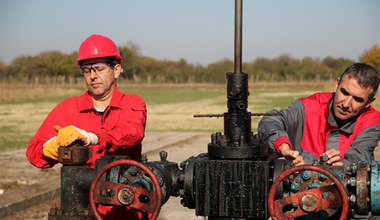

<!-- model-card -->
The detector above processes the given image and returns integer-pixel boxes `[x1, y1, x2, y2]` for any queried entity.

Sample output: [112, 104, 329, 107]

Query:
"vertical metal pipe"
[60, 166, 89, 212]
[234, 0, 243, 74]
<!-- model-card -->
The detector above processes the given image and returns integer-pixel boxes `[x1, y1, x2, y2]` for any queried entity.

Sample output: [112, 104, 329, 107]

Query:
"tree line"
[0, 44, 379, 84]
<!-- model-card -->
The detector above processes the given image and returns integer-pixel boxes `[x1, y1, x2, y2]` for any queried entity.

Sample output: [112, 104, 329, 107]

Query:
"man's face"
[81, 59, 121, 99]
[333, 76, 375, 121]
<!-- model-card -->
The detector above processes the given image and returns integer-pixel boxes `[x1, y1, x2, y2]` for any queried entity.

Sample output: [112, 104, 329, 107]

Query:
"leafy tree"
[322, 56, 354, 79]
[7, 56, 36, 82]
[0, 60, 6, 80]
[273, 54, 299, 81]
[136, 56, 160, 83]
[360, 44, 380, 71]
[0, 41, 364, 84]
[67, 52, 82, 78]
[298, 57, 333, 81]
[249, 57, 276, 81]
[204, 59, 234, 83]
[119, 42, 141, 81]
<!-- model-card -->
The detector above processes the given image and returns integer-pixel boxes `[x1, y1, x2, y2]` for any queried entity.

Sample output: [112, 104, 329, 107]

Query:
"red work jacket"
[26, 86, 147, 219]
[26, 85, 147, 169]
[299, 93, 380, 158]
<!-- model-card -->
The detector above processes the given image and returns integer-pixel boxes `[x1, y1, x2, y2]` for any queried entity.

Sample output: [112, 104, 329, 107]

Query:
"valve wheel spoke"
[268, 165, 349, 220]
[89, 160, 162, 220]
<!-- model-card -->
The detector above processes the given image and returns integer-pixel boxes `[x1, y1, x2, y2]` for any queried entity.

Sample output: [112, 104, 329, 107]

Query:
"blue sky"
[0, 0, 379, 65]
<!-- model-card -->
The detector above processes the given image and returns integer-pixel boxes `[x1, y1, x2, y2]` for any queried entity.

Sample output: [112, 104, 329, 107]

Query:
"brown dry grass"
[0, 83, 85, 102]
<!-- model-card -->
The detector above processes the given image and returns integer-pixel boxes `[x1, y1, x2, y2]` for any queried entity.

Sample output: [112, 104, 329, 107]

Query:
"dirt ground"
[0, 132, 209, 220]
[0, 132, 379, 220]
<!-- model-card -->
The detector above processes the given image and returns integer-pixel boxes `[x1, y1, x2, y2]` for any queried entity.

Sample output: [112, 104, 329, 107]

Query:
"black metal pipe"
[234, 0, 242, 74]
[60, 166, 95, 212]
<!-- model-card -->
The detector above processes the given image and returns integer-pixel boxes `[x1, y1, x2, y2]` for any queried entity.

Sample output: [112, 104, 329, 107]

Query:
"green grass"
[121, 88, 225, 105]
[4, 86, 225, 105]
[2, 95, 81, 105]
[0, 84, 332, 152]
[255, 96, 299, 110]
[0, 126, 30, 151]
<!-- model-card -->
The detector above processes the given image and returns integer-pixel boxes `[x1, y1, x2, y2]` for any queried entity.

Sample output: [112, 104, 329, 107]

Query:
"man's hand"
[56, 125, 98, 147]
[42, 137, 59, 160]
[279, 143, 305, 166]
[324, 149, 343, 167]
[42, 125, 98, 161]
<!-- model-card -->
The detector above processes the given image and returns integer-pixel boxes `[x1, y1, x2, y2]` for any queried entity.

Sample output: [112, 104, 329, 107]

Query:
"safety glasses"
[80, 63, 113, 75]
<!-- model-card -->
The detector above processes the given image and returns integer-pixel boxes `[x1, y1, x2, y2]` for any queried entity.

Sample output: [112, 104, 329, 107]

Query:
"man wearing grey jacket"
[259, 63, 379, 168]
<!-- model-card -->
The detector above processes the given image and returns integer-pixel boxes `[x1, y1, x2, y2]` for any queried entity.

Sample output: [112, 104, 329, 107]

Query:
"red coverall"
[26, 85, 147, 219]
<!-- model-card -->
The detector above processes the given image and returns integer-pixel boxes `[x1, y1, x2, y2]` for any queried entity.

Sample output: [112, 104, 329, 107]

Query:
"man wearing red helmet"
[26, 34, 147, 219]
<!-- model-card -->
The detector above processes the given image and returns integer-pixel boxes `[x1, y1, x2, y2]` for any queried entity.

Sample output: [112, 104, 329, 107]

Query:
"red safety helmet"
[77, 34, 122, 65]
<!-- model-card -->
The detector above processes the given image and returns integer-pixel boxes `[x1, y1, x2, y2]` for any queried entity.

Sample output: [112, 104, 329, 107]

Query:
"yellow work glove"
[42, 137, 60, 160]
[56, 125, 98, 147]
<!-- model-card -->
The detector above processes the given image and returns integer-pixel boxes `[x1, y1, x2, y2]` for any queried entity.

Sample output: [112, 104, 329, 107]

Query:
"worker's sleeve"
[26, 102, 68, 168]
[258, 100, 305, 155]
[93, 96, 147, 153]
[342, 125, 380, 168]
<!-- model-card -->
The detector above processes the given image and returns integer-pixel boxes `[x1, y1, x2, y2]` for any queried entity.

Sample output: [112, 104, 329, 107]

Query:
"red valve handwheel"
[89, 159, 162, 220]
[268, 165, 349, 220]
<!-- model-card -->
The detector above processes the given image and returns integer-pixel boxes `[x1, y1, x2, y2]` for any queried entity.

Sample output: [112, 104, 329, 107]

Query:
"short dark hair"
[106, 57, 119, 67]
[339, 63, 379, 99]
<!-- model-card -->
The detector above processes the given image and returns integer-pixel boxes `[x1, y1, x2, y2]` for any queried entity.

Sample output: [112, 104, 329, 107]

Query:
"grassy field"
[1, 81, 379, 152]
